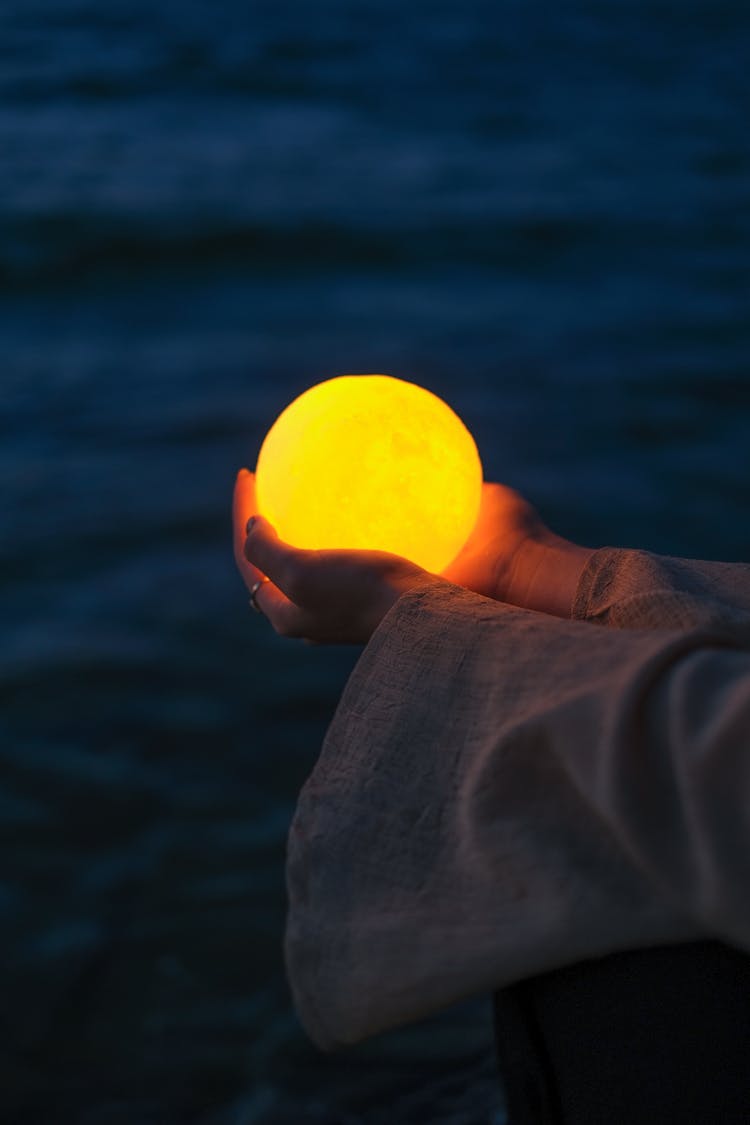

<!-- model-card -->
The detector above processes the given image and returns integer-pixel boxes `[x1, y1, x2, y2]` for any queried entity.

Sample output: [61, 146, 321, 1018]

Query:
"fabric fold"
[285, 552, 750, 1049]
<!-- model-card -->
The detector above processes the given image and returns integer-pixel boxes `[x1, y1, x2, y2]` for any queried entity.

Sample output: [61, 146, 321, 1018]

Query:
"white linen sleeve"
[285, 582, 750, 1049]
[572, 547, 750, 630]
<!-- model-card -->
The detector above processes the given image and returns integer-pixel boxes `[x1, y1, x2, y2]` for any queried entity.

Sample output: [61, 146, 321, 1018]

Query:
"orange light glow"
[255, 374, 483, 573]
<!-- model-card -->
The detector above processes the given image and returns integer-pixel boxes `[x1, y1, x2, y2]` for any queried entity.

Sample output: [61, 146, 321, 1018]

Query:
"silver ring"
[249, 577, 269, 614]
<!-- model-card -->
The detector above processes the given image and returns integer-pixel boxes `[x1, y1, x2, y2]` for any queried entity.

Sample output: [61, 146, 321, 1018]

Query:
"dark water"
[1, 1, 749, 1121]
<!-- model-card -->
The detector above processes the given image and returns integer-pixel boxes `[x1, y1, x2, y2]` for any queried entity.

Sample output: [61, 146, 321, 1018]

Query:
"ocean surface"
[1, 1, 749, 1121]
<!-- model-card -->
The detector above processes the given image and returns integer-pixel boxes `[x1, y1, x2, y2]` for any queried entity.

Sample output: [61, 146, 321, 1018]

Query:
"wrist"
[511, 534, 594, 618]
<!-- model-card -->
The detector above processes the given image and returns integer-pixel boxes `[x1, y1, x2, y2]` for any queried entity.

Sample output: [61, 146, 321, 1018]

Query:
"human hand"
[443, 483, 594, 618]
[232, 469, 437, 643]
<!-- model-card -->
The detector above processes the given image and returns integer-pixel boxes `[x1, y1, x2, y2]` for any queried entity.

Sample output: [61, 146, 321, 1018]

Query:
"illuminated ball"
[255, 374, 483, 573]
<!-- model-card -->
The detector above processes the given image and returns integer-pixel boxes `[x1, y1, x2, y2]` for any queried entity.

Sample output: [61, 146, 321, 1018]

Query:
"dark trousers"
[494, 941, 750, 1124]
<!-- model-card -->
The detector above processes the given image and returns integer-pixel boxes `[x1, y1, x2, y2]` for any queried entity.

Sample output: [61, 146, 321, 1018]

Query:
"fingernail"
[246, 516, 256, 534]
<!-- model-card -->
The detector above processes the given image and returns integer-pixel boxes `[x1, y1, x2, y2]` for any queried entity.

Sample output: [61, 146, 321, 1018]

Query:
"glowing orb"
[255, 374, 482, 573]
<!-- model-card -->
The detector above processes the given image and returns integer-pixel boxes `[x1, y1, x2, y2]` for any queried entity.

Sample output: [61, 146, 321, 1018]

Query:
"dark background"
[1, 1, 749, 1122]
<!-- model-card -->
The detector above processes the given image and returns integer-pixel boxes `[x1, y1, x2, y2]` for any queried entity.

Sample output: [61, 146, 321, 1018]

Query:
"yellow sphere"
[255, 374, 482, 573]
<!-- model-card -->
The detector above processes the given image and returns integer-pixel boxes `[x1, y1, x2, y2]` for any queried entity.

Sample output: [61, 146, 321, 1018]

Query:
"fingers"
[234, 473, 321, 634]
[477, 481, 527, 526]
[250, 577, 313, 638]
[463, 481, 540, 550]
[244, 515, 318, 603]
[233, 469, 258, 583]
[462, 482, 519, 552]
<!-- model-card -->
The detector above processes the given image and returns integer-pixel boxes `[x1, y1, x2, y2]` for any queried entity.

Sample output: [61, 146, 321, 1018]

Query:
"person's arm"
[441, 480, 750, 631]
[235, 468, 750, 635]
[284, 585, 750, 1049]
[231, 469, 750, 1048]
[233, 470, 599, 635]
